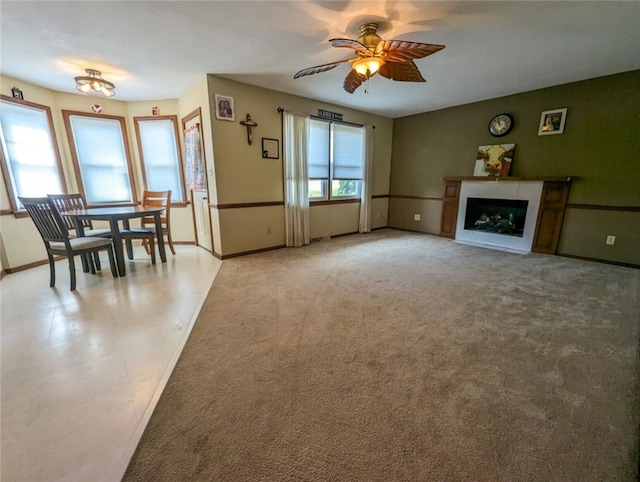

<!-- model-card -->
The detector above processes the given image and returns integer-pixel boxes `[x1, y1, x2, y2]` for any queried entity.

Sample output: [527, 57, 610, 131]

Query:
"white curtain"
[359, 125, 374, 233]
[283, 111, 310, 247]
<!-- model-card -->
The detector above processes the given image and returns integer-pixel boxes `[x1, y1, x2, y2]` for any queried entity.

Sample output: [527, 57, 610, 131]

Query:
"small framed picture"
[214, 94, 235, 121]
[538, 108, 567, 135]
[11, 86, 23, 100]
[262, 138, 279, 159]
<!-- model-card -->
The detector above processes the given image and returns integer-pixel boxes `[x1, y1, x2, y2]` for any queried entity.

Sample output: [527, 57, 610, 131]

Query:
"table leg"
[109, 219, 126, 276]
[154, 212, 167, 263]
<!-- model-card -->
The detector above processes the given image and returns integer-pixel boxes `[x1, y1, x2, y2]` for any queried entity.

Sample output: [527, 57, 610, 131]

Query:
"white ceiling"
[2, 1, 639, 119]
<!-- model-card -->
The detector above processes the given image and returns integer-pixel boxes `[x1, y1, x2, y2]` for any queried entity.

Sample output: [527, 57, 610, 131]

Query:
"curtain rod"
[277, 107, 375, 129]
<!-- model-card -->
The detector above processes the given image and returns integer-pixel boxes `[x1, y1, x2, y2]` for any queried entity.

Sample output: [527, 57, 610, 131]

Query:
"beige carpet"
[124, 229, 640, 481]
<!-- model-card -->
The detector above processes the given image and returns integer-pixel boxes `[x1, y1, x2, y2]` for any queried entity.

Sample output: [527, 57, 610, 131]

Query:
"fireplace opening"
[464, 197, 529, 237]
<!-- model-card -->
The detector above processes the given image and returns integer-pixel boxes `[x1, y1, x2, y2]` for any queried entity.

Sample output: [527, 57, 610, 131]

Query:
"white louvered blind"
[136, 118, 183, 202]
[0, 99, 63, 207]
[307, 119, 330, 179]
[68, 115, 133, 204]
[333, 123, 364, 180]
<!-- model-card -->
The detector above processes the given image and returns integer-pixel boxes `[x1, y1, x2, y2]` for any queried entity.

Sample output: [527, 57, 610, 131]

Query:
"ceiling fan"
[294, 23, 445, 94]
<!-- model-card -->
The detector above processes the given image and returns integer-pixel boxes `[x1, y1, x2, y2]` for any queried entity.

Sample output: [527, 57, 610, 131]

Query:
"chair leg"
[48, 254, 56, 287]
[106, 246, 118, 278]
[68, 256, 77, 291]
[143, 239, 150, 255]
[167, 232, 176, 255]
[93, 252, 102, 271]
[126, 239, 134, 260]
[88, 254, 97, 274]
[149, 238, 156, 265]
[81, 253, 91, 272]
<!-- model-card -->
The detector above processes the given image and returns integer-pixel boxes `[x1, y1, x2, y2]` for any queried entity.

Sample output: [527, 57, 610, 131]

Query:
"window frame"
[308, 117, 363, 203]
[62, 110, 138, 207]
[133, 115, 186, 205]
[0, 94, 67, 215]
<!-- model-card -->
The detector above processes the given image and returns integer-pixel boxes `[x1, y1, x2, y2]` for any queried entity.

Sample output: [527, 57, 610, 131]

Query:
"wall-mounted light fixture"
[74, 69, 115, 97]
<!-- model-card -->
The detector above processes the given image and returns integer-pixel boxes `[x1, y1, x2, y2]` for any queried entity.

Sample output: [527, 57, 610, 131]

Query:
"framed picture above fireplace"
[474, 144, 515, 177]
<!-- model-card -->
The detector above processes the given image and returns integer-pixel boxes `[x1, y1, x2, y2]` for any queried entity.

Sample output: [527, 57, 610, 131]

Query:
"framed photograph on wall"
[538, 108, 567, 135]
[262, 138, 279, 159]
[214, 94, 235, 121]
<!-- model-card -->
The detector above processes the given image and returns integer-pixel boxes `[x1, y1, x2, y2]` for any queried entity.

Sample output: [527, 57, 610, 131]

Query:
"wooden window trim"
[62, 110, 138, 205]
[133, 115, 186, 203]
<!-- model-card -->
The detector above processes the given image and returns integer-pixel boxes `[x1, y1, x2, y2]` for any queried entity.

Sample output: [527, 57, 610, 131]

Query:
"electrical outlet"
[413, 214, 421, 221]
[606, 235, 616, 245]
[267, 227, 272, 235]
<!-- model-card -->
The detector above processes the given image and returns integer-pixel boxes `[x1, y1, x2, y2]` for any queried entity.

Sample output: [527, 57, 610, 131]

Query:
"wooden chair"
[48, 193, 112, 238]
[119, 190, 173, 264]
[48, 193, 112, 272]
[19, 196, 118, 291]
[141, 190, 175, 255]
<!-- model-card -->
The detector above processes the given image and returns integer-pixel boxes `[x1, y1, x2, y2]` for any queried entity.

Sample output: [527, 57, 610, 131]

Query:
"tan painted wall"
[0, 74, 202, 270]
[177, 75, 222, 253]
[0, 73, 392, 266]
[205, 76, 393, 257]
[7, 68, 632, 268]
[390, 70, 640, 265]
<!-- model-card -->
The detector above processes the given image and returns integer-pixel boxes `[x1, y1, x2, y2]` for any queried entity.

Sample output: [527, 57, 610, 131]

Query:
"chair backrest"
[48, 193, 92, 230]
[19, 196, 71, 247]
[141, 190, 171, 228]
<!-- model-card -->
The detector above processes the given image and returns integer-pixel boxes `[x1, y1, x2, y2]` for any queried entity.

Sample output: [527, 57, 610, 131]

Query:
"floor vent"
[311, 236, 332, 243]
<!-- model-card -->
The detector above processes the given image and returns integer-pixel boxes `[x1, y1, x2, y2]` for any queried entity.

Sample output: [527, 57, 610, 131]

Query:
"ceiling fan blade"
[377, 40, 445, 62]
[329, 38, 372, 57]
[293, 58, 352, 79]
[343, 69, 366, 94]
[378, 61, 426, 82]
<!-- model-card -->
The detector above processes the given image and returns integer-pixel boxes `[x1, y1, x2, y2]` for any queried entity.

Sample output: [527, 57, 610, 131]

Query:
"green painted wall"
[390, 70, 640, 266]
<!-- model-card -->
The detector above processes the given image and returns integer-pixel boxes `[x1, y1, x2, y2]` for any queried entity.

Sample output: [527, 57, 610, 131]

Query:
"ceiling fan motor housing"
[358, 23, 382, 51]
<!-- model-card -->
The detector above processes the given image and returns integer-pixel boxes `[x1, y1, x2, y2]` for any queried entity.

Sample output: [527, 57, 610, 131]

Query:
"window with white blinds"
[307, 118, 364, 200]
[333, 123, 364, 180]
[0, 97, 65, 210]
[134, 116, 184, 202]
[64, 112, 135, 205]
[308, 119, 330, 179]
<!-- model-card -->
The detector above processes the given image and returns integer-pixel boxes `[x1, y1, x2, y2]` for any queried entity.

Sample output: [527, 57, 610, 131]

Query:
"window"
[307, 118, 364, 201]
[134, 116, 185, 203]
[0, 96, 66, 211]
[63, 111, 136, 205]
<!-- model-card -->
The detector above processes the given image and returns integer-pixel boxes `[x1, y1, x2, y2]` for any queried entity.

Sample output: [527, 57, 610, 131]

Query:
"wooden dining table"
[62, 205, 167, 277]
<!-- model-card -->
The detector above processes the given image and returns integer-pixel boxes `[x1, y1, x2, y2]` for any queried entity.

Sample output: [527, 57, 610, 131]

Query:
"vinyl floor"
[1, 245, 221, 482]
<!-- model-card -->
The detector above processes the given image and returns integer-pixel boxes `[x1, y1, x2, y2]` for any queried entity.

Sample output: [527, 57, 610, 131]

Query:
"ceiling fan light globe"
[353, 57, 384, 77]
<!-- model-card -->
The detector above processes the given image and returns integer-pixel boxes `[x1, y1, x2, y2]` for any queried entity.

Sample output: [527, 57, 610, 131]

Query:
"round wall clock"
[488, 113, 514, 137]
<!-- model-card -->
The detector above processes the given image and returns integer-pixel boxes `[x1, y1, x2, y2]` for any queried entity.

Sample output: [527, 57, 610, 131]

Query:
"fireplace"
[454, 180, 544, 253]
[440, 176, 571, 255]
[463, 197, 529, 238]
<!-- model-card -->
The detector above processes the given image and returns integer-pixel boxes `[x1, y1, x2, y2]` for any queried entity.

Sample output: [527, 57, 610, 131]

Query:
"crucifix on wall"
[239, 114, 258, 145]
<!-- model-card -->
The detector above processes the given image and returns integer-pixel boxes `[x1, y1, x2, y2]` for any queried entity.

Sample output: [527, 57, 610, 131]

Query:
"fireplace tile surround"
[456, 180, 543, 253]
[439, 177, 571, 255]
